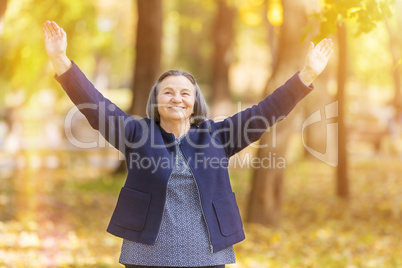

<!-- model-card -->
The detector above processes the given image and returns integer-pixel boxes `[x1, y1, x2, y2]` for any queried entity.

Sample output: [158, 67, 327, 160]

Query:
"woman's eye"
[165, 92, 172, 95]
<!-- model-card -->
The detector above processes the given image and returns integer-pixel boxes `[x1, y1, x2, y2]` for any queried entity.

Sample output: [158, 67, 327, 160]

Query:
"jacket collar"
[155, 120, 198, 143]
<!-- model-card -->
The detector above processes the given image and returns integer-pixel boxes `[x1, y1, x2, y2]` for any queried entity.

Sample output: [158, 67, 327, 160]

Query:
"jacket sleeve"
[211, 72, 313, 157]
[55, 61, 140, 154]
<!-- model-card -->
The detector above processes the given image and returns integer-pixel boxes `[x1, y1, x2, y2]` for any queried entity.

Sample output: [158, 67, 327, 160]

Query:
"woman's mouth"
[169, 106, 185, 110]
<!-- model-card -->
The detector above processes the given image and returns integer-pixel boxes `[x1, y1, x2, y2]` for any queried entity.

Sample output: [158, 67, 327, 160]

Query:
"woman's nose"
[171, 94, 182, 103]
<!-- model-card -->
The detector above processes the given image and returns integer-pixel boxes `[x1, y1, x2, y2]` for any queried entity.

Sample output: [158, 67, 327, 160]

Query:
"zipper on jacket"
[178, 144, 214, 254]
[154, 142, 177, 243]
[154, 171, 172, 244]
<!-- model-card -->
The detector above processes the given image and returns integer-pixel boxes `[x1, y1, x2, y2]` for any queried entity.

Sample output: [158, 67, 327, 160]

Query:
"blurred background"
[0, 0, 402, 267]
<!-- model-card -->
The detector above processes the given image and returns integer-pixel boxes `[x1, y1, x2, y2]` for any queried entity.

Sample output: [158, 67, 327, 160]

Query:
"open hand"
[299, 38, 334, 86]
[43, 21, 71, 75]
[43, 21, 67, 58]
[304, 38, 333, 76]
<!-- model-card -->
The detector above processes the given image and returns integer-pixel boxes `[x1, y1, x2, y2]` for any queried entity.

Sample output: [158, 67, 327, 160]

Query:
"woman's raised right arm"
[43, 21, 72, 76]
[43, 21, 142, 154]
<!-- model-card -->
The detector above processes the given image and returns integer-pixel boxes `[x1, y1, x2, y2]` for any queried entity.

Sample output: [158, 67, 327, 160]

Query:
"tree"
[210, 0, 235, 110]
[0, 0, 6, 36]
[246, 0, 310, 226]
[336, 21, 348, 198]
[172, 0, 216, 92]
[114, 0, 162, 174]
[385, 1, 402, 117]
[314, 0, 394, 198]
[128, 0, 163, 117]
[246, 0, 395, 226]
[0, 0, 101, 102]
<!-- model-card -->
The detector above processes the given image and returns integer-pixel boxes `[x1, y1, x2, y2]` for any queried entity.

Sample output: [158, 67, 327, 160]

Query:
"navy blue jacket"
[55, 62, 313, 253]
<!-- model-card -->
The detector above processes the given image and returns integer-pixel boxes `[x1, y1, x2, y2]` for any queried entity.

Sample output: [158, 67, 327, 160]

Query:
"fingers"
[322, 39, 333, 56]
[43, 21, 61, 38]
[60, 28, 66, 38]
[319, 39, 331, 53]
[43, 20, 67, 44]
[315, 38, 332, 52]
[315, 38, 328, 51]
[314, 38, 334, 58]
[308, 42, 314, 54]
[44, 21, 55, 38]
[50, 21, 60, 33]
[44, 21, 53, 37]
[42, 27, 49, 39]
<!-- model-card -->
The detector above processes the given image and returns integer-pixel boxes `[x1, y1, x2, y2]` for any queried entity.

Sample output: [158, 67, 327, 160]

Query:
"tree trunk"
[385, 19, 402, 109]
[336, 22, 349, 198]
[129, 0, 162, 117]
[176, 0, 211, 83]
[210, 0, 235, 112]
[246, 0, 308, 227]
[0, 0, 7, 35]
[114, 0, 162, 174]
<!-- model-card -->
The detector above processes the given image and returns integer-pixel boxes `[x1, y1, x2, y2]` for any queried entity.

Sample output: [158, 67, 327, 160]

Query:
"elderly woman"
[43, 20, 333, 268]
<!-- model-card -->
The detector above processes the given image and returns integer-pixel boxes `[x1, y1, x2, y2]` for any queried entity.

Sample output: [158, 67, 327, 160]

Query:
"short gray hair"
[146, 70, 208, 126]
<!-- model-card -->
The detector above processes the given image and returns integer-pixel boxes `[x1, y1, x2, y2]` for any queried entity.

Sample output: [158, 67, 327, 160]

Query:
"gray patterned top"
[119, 134, 236, 267]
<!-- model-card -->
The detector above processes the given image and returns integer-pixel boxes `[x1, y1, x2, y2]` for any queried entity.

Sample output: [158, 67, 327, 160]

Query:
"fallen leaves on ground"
[1, 157, 401, 267]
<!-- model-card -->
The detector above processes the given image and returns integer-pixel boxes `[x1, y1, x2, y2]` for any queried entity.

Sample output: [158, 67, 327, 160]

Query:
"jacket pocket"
[111, 187, 151, 231]
[212, 192, 243, 237]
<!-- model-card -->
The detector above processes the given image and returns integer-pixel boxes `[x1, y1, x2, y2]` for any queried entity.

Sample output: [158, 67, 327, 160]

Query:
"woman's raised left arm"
[211, 38, 334, 157]
[299, 38, 334, 86]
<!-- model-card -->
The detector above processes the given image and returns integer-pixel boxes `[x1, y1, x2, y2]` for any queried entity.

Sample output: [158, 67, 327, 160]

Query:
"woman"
[43, 20, 333, 268]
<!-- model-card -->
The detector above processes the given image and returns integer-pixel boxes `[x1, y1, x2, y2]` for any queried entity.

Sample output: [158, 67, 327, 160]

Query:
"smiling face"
[156, 75, 196, 126]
